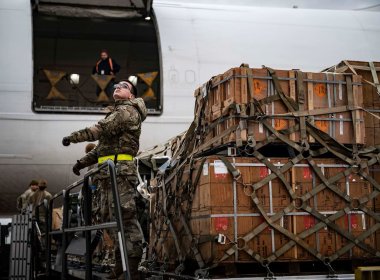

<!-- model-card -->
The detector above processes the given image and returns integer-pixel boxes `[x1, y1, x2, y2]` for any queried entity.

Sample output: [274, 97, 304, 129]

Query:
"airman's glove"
[73, 160, 85, 176]
[62, 137, 71, 146]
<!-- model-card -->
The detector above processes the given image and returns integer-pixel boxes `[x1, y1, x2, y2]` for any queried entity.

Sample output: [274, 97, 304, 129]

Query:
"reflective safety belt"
[98, 154, 133, 164]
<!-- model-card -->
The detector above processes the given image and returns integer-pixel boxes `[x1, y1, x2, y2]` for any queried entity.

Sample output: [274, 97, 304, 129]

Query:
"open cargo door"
[32, 0, 161, 115]
[34, 0, 153, 19]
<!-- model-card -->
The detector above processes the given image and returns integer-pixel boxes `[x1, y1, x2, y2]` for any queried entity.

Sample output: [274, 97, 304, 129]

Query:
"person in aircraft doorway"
[92, 49, 121, 98]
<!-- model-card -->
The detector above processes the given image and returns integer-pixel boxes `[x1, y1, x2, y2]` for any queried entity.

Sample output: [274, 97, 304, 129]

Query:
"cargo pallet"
[146, 64, 380, 280]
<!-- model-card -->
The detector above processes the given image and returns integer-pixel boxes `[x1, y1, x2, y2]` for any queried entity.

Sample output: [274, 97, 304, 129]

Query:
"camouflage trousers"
[93, 174, 144, 260]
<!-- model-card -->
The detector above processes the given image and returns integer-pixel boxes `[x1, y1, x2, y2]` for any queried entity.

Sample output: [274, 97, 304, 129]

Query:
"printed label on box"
[260, 167, 269, 178]
[214, 217, 228, 231]
[361, 214, 366, 230]
[304, 215, 315, 229]
[259, 122, 264, 133]
[303, 167, 312, 179]
[351, 214, 359, 230]
[315, 120, 329, 133]
[253, 79, 264, 95]
[214, 160, 228, 179]
[345, 214, 362, 230]
[314, 84, 326, 97]
[203, 162, 209, 176]
[274, 119, 287, 130]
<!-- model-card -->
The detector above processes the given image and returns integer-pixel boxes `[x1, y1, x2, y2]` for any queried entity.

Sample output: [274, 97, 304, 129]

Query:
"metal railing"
[34, 160, 130, 280]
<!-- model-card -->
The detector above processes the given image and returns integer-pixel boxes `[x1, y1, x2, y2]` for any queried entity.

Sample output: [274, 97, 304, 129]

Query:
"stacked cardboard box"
[193, 66, 365, 151]
[323, 60, 380, 147]
[150, 156, 376, 264]
[148, 64, 380, 276]
[323, 61, 380, 259]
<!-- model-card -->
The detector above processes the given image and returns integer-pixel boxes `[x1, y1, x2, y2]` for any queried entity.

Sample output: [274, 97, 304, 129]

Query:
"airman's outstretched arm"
[62, 107, 137, 146]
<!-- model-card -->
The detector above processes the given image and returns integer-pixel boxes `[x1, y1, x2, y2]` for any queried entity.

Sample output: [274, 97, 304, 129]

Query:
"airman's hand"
[73, 160, 85, 176]
[62, 137, 71, 146]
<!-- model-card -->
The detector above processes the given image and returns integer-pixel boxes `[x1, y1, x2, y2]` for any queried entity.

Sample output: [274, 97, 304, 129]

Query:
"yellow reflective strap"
[98, 154, 133, 164]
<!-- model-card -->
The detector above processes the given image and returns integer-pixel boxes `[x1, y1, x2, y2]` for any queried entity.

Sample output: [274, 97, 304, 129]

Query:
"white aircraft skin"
[0, 0, 380, 216]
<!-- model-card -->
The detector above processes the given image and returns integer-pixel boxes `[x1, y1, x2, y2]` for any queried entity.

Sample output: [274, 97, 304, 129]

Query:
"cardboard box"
[196, 66, 365, 148]
[151, 156, 376, 264]
[323, 60, 380, 108]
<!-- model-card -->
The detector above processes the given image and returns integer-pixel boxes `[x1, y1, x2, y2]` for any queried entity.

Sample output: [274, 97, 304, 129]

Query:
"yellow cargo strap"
[98, 154, 133, 164]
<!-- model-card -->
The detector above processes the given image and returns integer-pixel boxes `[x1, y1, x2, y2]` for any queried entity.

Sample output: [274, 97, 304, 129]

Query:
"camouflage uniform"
[66, 98, 147, 279]
[29, 189, 53, 221]
[17, 188, 35, 213]
[28, 189, 53, 234]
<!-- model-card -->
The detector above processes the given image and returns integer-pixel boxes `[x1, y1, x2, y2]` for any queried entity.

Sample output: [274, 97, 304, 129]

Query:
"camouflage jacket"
[28, 190, 53, 217]
[17, 188, 35, 212]
[68, 98, 147, 169]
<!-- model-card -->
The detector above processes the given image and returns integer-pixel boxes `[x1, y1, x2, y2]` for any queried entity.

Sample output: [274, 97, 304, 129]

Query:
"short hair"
[120, 79, 138, 97]
[100, 49, 109, 55]
[85, 143, 96, 154]
[29, 180, 39, 186]
[38, 179, 48, 188]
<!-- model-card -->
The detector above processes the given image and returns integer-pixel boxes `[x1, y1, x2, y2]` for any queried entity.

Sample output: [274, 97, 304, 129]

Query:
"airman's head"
[29, 180, 39, 191]
[100, 49, 109, 60]
[85, 143, 96, 154]
[113, 80, 137, 101]
[38, 179, 48, 190]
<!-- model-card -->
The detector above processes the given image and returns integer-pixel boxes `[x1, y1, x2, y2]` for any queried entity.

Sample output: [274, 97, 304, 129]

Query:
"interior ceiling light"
[128, 75, 138, 86]
[69, 73, 80, 85]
